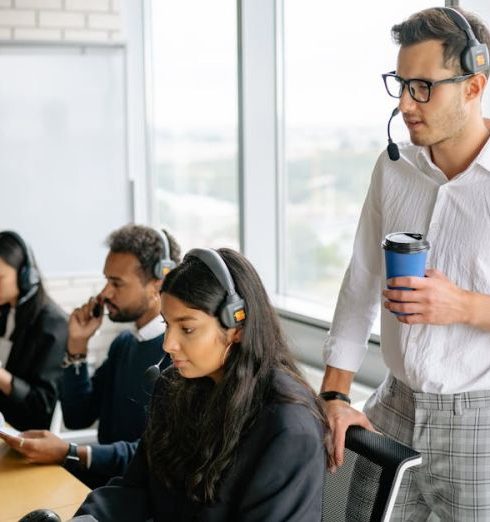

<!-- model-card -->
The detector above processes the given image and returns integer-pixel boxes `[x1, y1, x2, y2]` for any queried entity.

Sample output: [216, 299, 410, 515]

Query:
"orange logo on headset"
[234, 309, 246, 322]
[476, 53, 487, 67]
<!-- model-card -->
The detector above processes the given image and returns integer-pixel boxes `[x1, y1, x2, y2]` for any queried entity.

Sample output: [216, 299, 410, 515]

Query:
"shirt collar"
[134, 314, 165, 342]
[415, 147, 446, 182]
[476, 135, 490, 173]
[415, 135, 490, 177]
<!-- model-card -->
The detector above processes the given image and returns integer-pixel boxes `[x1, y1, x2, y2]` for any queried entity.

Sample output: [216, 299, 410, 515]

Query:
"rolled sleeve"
[322, 159, 383, 373]
[323, 333, 368, 372]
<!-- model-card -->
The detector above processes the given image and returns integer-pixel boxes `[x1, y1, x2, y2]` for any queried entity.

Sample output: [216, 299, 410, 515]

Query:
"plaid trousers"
[347, 374, 490, 522]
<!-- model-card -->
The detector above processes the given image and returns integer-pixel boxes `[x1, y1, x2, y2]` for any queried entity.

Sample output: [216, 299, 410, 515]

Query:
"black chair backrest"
[322, 426, 422, 522]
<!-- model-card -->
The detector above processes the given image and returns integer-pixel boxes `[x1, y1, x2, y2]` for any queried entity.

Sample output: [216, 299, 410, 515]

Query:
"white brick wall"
[66, 0, 109, 11]
[39, 11, 85, 28]
[0, 8, 35, 26]
[64, 28, 107, 42]
[16, 0, 61, 8]
[14, 26, 60, 39]
[0, 0, 122, 43]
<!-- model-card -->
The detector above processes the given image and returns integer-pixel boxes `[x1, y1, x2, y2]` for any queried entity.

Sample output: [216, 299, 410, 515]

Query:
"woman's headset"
[0, 230, 40, 305]
[441, 7, 489, 74]
[185, 248, 246, 328]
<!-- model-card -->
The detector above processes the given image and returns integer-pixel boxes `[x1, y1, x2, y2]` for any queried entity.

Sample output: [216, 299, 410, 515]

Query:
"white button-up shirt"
[324, 138, 490, 393]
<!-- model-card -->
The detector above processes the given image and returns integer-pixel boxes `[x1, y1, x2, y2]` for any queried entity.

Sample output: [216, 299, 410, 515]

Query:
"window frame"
[130, 0, 463, 376]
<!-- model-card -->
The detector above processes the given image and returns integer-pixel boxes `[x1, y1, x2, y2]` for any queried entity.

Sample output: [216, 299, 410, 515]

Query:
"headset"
[0, 230, 40, 305]
[185, 248, 246, 328]
[441, 7, 489, 74]
[387, 8, 489, 161]
[153, 228, 177, 280]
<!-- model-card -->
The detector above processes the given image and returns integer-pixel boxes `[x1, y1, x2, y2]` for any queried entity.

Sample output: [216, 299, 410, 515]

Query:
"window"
[280, 0, 442, 320]
[146, 0, 239, 252]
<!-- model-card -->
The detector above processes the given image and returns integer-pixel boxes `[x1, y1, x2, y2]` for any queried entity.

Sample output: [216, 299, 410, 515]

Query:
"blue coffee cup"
[382, 232, 430, 314]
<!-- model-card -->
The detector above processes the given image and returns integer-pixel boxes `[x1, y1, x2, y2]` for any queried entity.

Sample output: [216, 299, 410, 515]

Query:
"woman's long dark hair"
[0, 232, 46, 338]
[146, 248, 324, 504]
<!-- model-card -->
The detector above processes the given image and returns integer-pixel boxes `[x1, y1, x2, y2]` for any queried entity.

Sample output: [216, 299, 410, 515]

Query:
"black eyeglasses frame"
[381, 70, 475, 103]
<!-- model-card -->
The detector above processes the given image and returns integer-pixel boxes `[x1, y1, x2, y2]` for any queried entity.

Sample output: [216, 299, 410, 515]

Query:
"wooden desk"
[0, 440, 90, 522]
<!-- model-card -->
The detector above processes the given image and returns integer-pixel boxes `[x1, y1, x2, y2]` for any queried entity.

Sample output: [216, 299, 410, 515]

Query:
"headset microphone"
[143, 353, 169, 392]
[387, 107, 400, 161]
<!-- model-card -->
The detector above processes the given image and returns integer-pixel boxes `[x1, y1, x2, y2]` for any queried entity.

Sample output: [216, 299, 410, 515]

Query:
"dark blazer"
[76, 369, 325, 521]
[0, 297, 67, 431]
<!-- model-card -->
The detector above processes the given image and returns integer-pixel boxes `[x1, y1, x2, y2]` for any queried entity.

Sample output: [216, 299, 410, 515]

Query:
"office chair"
[322, 426, 422, 522]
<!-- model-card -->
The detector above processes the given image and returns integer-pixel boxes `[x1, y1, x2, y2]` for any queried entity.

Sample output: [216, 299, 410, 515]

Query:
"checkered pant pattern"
[347, 375, 490, 522]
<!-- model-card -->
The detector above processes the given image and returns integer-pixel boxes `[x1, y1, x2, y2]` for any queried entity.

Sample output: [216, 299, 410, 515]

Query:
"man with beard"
[320, 7, 490, 521]
[0, 224, 181, 488]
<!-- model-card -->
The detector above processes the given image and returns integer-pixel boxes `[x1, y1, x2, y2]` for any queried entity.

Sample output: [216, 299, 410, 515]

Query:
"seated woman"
[0, 230, 67, 431]
[75, 248, 325, 522]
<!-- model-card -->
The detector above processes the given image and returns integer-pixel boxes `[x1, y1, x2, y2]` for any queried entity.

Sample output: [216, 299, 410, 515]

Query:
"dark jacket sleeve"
[237, 409, 325, 522]
[89, 440, 140, 477]
[75, 440, 151, 522]
[60, 344, 113, 429]
[2, 302, 67, 431]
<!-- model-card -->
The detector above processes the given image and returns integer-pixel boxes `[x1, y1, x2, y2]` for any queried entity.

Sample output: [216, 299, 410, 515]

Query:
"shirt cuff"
[323, 333, 368, 373]
[86, 445, 92, 469]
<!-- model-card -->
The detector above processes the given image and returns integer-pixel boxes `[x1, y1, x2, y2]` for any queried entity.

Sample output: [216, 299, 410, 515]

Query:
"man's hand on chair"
[322, 400, 374, 472]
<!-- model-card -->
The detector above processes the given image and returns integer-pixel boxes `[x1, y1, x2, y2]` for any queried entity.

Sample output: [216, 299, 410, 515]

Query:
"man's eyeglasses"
[382, 71, 474, 103]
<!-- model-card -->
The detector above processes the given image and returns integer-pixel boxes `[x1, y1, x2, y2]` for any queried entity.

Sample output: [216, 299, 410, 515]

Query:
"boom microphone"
[387, 107, 400, 161]
[143, 354, 169, 392]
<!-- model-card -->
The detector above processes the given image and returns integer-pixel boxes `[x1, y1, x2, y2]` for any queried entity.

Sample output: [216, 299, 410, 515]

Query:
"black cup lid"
[382, 232, 430, 253]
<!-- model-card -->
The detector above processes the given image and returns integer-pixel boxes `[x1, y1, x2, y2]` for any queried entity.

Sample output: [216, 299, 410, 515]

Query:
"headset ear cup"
[27, 264, 40, 288]
[30, 266, 40, 287]
[18, 266, 30, 294]
[0, 230, 40, 302]
[470, 43, 489, 73]
[219, 295, 246, 329]
[153, 228, 176, 280]
[461, 48, 473, 73]
[185, 248, 246, 328]
[153, 260, 164, 280]
[440, 7, 490, 74]
[461, 44, 490, 74]
[18, 264, 40, 298]
[153, 259, 176, 280]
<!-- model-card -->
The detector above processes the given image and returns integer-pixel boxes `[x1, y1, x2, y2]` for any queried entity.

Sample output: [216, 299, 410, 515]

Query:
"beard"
[105, 297, 150, 323]
[409, 92, 466, 147]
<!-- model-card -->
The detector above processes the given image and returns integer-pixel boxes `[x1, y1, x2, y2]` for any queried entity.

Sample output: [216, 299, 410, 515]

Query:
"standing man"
[321, 7, 490, 521]
[0, 224, 181, 489]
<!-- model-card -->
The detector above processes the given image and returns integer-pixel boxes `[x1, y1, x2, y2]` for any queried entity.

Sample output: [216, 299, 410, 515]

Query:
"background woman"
[76, 247, 325, 521]
[0, 230, 67, 430]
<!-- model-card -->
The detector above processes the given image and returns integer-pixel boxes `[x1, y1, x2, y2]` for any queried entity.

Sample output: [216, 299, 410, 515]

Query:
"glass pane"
[281, 0, 440, 315]
[0, 48, 127, 275]
[147, 0, 238, 251]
